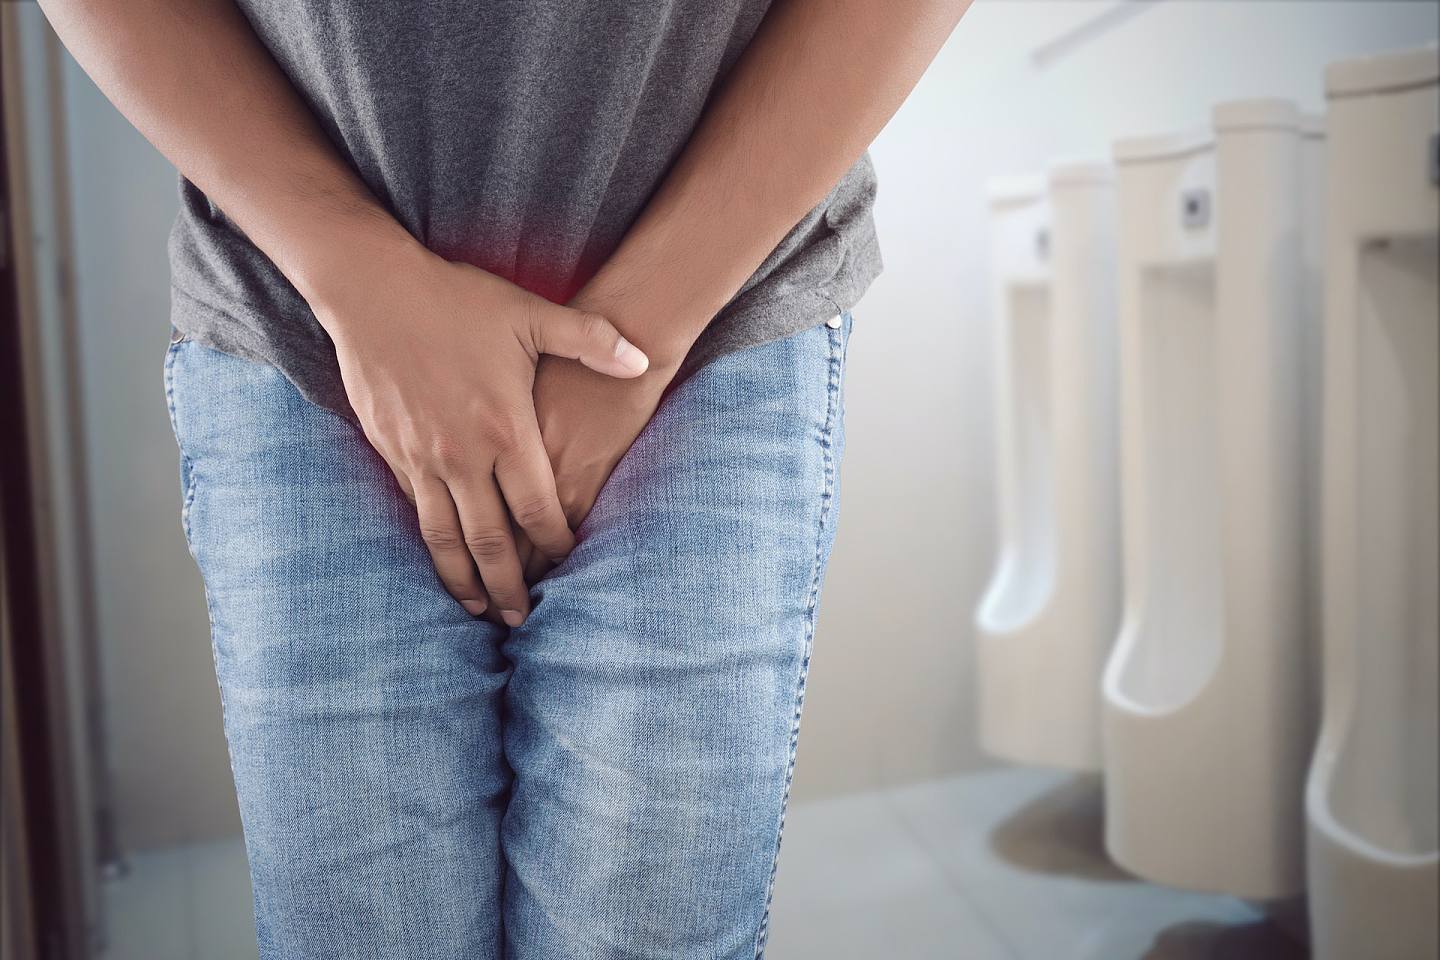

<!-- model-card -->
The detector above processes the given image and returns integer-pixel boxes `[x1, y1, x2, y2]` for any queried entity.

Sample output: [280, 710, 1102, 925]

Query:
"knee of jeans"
[503, 759, 778, 959]
[502, 612, 800, 945]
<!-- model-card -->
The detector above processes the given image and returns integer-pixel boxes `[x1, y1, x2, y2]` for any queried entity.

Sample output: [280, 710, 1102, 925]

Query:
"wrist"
[287, 204, 429, 328]
[570, 276, 701, 378]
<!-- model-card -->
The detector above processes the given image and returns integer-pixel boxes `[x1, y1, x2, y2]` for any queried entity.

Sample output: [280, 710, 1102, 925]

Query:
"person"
[40, 0, 968, 955]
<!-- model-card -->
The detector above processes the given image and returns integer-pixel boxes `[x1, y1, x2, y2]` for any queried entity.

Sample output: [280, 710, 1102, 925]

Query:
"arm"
[39, 0, 648, 625]
[38, 0, 394, 304]
[583, 0, 971, 368]
[524, 0, 970, 572]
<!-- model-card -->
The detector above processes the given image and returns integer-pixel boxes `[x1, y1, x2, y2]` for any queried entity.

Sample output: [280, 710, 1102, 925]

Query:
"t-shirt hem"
[169, 284, 360, 424]
[674, 213, 883, 386]
[170, 220, 883, 423]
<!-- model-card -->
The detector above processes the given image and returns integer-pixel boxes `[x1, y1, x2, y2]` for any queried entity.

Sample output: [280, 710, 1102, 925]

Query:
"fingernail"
[501, 609, 525, 627]
[614, 336, 649, 375]
[461, 600, 487, 616]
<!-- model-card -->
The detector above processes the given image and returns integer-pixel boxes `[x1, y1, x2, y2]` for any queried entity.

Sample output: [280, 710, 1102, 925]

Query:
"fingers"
[522, 547, 554, 586]
[529, 303, 649, 379]
[446, 474, 532, 626]
[384, 454, 417, 503]
[361, 427, 417, 503]
[412, 477, 488, 617]
[512, 529, 556, 586]
[395, 472, 416, 504]
[403, 434, 564, 626]
[494, 434, 576, 563]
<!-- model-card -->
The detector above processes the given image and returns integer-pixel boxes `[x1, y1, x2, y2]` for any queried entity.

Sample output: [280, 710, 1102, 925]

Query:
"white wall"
[793, 0, 1439, 801]
[54, 0, 1438, 846]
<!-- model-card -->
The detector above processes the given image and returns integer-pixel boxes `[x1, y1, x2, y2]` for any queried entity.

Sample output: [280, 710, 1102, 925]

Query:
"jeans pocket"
[163, 339, 199, 545]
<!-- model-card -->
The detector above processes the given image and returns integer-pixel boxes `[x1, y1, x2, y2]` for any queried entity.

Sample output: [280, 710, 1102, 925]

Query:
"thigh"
[165, 338, 510, 960]
[501, 316, 850, 960]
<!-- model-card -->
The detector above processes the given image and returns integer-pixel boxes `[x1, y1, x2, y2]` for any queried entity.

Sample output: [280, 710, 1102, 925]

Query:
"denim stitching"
[163, 341, 199, 543]
[165, 340, 248, 883]
[754, 320, 845, 958]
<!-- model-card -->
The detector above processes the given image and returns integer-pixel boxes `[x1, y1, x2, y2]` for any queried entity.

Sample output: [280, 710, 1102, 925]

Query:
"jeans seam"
[164, 342, 200, 543]
[754, 321, 845, 958]
[165, 339, 248, 889]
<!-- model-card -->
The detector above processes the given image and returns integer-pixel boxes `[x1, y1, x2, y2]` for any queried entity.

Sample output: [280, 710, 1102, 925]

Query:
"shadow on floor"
[1142, 918, 1310, 960]
[988, 772, 1133, 882]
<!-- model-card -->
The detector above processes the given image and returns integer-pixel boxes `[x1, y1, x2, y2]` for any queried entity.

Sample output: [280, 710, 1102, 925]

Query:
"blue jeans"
[163, 314, 850, 959]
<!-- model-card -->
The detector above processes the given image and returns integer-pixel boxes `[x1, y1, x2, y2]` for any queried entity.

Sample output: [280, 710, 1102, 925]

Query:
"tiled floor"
[100, 768, 1308, 959]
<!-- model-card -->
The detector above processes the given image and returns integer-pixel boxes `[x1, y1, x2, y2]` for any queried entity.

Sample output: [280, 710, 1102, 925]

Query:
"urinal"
[1306, 44, 1439, 960]
[974, 165, 1122, 771]
[1102, 100, 1317, 899]
[975, 178, 1056, 766]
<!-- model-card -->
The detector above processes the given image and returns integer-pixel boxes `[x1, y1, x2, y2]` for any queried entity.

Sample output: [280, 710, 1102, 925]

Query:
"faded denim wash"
[162, 313, 851, 959]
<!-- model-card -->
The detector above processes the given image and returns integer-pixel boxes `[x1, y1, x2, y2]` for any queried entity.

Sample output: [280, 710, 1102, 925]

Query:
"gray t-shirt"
[168, 0, 882, 421]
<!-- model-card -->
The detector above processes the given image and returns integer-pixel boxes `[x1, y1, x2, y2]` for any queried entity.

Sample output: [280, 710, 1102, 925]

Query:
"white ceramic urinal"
[1306, 45, 1439, 960]
[975, 165, 1122, 770]
[973, 179, 1056, 761]
[1102, 100, 1316, 899]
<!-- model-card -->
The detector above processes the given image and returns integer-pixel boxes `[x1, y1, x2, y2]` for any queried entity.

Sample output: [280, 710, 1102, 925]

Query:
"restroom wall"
[50, 1, 1438, 850]
[795, 0, 1439, 800]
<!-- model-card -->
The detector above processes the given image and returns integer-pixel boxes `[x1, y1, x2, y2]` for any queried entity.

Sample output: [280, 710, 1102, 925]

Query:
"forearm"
[38, 0, 413, 317]
[577, 0, 970, 369]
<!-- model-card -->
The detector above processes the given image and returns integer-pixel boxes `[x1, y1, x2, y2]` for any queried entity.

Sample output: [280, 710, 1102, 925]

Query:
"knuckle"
[418, 523, 462, 550]
[510, 495, 558, 529]
[464, 529, 512, 562]
[477, 415, 523, 455]
[580, 311, 609, 345]
[487, 425, 522, 456]
[521, 296, 545, 341]
[427, 434, 468, 470]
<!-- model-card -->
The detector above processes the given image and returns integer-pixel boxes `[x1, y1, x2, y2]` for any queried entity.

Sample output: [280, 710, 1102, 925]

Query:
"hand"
[308, 238, 649, 625]
[515, 353, 675, 582]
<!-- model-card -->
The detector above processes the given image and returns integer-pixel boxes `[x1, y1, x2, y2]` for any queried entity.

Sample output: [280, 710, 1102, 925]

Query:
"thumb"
[529, 302, 649, 378]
